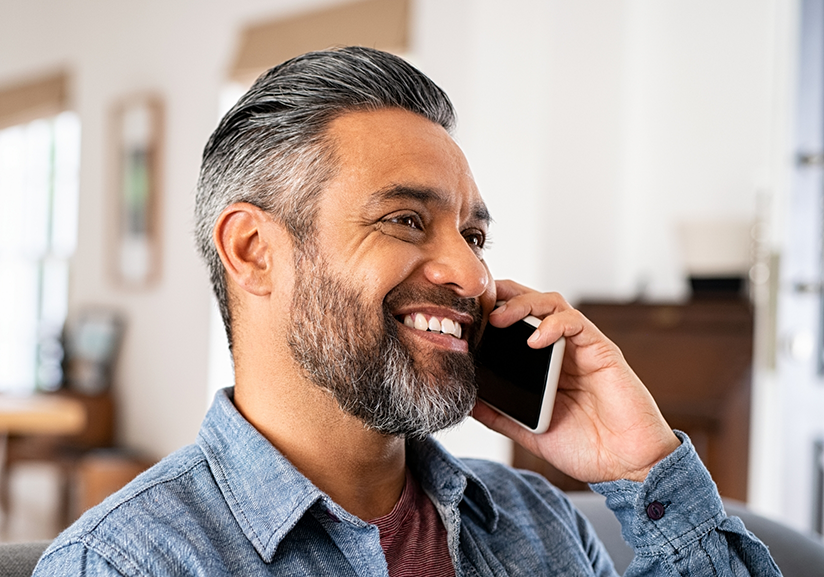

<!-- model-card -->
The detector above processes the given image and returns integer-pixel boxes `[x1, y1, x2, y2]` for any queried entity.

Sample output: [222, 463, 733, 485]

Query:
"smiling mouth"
[400, 313, 463, 339]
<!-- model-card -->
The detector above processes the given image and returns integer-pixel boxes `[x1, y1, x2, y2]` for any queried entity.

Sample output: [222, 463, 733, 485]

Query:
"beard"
[286, 256, 483, 439]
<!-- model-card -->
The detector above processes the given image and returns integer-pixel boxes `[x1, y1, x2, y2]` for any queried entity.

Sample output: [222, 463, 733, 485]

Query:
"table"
[0, 395, 86, 436]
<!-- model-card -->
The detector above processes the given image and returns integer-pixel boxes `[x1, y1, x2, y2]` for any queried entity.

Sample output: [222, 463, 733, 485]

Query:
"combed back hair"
[194, 46, 457, 352]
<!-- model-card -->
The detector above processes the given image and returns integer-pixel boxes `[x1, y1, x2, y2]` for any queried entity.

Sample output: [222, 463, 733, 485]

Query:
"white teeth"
[402, 313, 463, 339]
[441, 318, 455, 335]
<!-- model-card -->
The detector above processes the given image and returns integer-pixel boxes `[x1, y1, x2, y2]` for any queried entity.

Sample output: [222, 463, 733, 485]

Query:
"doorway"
[774, 0, 824, 536]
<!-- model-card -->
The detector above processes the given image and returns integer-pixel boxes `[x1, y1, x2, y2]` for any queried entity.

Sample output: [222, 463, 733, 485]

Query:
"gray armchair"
[0, 541, 50, 577]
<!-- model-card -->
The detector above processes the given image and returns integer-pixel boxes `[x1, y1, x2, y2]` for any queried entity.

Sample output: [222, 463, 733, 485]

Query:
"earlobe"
[214, 203, 283, 297]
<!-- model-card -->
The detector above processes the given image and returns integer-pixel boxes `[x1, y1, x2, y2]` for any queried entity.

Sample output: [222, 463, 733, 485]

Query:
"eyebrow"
[367, 184, 492, 225]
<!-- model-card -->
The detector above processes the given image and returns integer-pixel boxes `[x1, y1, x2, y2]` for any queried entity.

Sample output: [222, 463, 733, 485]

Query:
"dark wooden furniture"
[513, 298, 753, 501]
[4, 390, 116, 527]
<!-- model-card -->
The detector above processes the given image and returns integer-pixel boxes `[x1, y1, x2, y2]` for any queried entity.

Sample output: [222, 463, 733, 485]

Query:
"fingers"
[491, 280, 573, 326]
[493, 279, 535, 302]
[490, 280, 596, 350]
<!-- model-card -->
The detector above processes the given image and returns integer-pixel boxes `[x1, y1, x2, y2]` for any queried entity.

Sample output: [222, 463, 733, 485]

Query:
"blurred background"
[0, 0, 822, 546]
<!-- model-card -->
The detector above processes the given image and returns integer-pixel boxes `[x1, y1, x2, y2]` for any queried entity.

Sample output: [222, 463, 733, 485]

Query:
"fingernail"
[491, 303, 506, 315]
[527, 329, 541, 344]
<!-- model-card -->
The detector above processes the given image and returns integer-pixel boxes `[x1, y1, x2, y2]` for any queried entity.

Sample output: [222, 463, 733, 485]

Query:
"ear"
[213, 203, 290, 297]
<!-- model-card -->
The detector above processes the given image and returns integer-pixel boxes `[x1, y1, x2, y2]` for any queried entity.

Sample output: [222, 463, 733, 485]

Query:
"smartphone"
[475, 315, 565, 434]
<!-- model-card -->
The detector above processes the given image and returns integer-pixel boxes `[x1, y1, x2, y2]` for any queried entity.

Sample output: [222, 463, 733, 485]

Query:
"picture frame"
[110, 94, 163, 288]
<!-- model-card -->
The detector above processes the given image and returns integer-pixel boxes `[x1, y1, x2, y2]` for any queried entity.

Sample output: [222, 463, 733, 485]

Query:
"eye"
[377, 212, 427, 243]
[463, 229, 486, 250]
[387, 213, 424, 231]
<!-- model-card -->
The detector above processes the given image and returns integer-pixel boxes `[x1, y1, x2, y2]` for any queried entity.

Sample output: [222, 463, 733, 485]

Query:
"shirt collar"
[407, 436, 499, 533]
[197, 388, 331, 562]
[197, 388, 500, 561]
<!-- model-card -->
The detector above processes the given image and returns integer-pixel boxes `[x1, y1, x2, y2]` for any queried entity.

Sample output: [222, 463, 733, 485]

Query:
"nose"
[421, 231, 490, 298]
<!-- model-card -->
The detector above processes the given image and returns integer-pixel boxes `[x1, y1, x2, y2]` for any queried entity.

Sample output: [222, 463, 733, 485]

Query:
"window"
[0, 111, 80, 393]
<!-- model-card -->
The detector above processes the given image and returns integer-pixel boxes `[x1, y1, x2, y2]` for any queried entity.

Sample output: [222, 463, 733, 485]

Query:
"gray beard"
[286, 257, 481, 439]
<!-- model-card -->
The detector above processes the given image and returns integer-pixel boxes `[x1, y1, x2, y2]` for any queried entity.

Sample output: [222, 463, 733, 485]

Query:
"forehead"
[320, 108, 487, 221]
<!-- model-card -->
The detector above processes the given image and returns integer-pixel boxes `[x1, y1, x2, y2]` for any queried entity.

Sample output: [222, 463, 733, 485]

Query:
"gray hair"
[194, 46, 456, 351]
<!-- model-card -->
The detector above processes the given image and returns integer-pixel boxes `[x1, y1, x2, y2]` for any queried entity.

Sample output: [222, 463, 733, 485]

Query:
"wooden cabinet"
[513, 298, 753, 501]
[3, 390, 116, 527]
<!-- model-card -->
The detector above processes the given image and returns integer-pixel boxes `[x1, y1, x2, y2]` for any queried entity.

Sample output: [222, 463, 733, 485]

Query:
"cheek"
[342, 244, 424, 300]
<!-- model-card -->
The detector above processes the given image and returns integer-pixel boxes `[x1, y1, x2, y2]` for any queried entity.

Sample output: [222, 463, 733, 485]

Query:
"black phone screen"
[475, 320, 555, 430]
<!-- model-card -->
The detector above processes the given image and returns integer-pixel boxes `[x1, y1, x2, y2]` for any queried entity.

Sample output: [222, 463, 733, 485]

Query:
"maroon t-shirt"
[369, 469, 455, 577]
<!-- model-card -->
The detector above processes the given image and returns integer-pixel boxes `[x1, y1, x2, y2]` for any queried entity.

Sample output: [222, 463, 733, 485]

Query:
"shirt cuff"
[589, 431, 726, 555]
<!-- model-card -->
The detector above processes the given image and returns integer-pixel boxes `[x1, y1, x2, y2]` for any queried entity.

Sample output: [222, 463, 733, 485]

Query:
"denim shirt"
[34, 388, 780, 576]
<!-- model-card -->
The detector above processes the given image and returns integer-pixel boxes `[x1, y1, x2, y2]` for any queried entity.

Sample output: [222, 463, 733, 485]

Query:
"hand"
[471, 280, 681, 483]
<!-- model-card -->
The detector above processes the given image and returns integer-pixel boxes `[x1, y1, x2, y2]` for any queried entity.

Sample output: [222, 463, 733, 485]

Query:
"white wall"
[0, 0, 790, 487]
[415, 0, 776, 303]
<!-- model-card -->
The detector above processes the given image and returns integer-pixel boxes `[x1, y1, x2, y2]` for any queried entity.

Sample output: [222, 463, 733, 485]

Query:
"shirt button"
[646, 501, 666, 521]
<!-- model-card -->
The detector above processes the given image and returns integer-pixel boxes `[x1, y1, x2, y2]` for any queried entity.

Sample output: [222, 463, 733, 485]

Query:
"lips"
[402, 313, 463, 339]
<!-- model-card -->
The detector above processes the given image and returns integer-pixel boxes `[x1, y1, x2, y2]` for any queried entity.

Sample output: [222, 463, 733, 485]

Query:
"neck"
[233, 366, 407, 521]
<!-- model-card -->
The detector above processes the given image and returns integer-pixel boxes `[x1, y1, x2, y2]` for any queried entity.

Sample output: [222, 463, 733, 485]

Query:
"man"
[35, 47, 780, 576]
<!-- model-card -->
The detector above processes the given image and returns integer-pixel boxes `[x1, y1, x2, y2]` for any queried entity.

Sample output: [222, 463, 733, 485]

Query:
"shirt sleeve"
[33, 542, 126, 577]
[590, 431, 781, 577]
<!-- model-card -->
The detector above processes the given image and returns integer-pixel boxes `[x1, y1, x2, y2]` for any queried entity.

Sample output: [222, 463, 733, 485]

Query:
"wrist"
[621, 432, 682, 482]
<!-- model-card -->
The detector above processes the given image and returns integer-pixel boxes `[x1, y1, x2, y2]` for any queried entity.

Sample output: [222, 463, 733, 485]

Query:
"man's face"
[287, 108, 496, 438]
